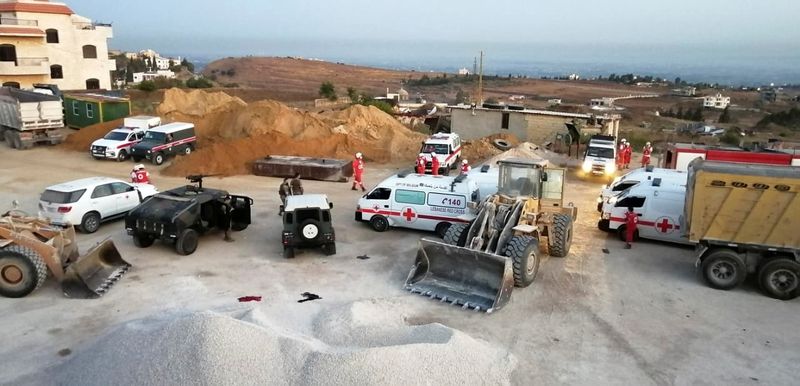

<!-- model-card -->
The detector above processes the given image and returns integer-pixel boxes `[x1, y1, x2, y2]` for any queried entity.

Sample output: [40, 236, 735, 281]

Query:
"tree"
[319, 81, 337, 101]
[186, 77, 213, 88]
[718, 106, 731, 123]
[346, 87, 358, 102]
[137, 80, 156, 92]
[674, 77, 681, 85]
[454, 88, 469, 104]
[180, 58, 195, 73]
[692, 107, 703, 122]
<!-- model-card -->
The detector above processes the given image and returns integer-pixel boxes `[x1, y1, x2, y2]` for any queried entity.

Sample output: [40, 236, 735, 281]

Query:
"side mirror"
[542, 173, 548, 182]
[127, 186, 136, 192]
[329, 202, 334, 209]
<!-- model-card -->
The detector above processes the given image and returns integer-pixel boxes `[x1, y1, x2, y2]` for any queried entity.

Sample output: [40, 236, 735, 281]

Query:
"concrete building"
[131, 69, 175, 84]
[672, 86, 697, 97]
[703, 93, 731, 109]
[0, 0, 116, 90]
[449, 105, 621, 145]
[589, 97, 615, 107]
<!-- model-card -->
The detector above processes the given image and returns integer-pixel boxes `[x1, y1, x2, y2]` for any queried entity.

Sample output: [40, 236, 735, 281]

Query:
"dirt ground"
[1, 144, 798, 385]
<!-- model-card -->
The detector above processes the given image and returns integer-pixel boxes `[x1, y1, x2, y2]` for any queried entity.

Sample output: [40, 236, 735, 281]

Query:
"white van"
[599, 178, 692, 245]
[355, 172, 491, 237]
[596, 166, 687, 211]
[419, 133, 462, 175]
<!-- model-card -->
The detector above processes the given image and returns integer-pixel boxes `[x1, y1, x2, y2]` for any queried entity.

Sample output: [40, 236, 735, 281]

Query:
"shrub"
[319, 81, 337, 101]
[137, 80, 156, 92]
[186, 77, 213, 88]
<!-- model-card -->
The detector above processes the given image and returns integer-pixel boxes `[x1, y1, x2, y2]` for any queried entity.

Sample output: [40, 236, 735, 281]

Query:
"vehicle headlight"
[596, 196, 603, 203]
[582, 160, 592, 173]
[147, 150, 151, 153]
[605, 163, 616, 174]
[609, 196, 618, 205]
[602, 212, 610, 220]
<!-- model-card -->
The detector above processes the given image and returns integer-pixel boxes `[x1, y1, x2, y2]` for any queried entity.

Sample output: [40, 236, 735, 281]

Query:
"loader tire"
[504, 235, 539, 288]
[758, 258, 800, 300]
[0, 245, 48, 298]
[443, 223, 469, 247]
[550, 214, 573, 258]
[175, 229, 199, 256]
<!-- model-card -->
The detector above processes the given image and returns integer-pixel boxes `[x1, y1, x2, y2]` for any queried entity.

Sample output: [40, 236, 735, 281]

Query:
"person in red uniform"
[624, 206, 638, 249]
[641, 142, 653, 167]
[351, 152, 366, 191]
[430, 153, 440, 176]
[623, 143, 633, 169]
[130, 164, 150, 184]
[460, 159, 471, 175]
[416, 153, 426, 174]
[616, 139, 627, 170]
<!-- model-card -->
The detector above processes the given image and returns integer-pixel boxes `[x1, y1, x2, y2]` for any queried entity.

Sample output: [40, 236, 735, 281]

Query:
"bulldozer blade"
[404, 238, 514, 313]
[61, 239, 131, 299]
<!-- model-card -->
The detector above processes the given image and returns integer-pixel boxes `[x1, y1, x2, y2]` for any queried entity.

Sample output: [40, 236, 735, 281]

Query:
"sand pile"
[35, 302, 516, 385]
[157, 88, 246, 117]
[462, 133, 520, 164]
[60, 119, 125, 152]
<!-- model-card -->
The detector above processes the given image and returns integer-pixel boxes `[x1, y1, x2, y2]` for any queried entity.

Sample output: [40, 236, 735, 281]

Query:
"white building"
[703, 93, 730, 109]
[131, 69, 175, 84]
[135, 49, 179, 70]
[0, 0, 116, 90]
[457, 67, 470, 76]
[568, 73, 580, 80]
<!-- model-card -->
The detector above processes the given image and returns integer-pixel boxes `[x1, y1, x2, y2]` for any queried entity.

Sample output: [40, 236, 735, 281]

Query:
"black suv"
[124, 176, 252, 255]
[130, 122, 196, 165]
[282, 194, 336, 258]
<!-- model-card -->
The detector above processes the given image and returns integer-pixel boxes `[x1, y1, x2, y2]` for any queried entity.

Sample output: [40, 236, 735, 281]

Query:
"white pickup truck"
[90, 116, 161, 161]
[0, 87, 64, 150]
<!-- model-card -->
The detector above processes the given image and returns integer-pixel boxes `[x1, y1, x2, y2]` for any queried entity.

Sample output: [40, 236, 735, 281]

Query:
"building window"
[0, 44, 16, 63]
[85, 78, 100, 90]
[72, 101, 79, 115]
[501, 112, 510, 129]
[2, 81, 20, 88]
[45, 29, 59, 43]
[50, 64, 63, 79]
[86, 104, 94, 119]
[82, 45, 97, 59]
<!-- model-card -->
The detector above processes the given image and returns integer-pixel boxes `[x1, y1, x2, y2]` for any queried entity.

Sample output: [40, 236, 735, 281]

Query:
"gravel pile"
[31, 301, 516, 385]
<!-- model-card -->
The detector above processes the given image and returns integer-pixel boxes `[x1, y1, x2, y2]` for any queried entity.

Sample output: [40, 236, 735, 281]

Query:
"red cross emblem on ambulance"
[654, 216, 677, 234]
[401, 207, 417, 222]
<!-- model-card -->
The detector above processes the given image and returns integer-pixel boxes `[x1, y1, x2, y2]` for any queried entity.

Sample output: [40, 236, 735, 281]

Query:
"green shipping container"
[64, 93, 131, 129]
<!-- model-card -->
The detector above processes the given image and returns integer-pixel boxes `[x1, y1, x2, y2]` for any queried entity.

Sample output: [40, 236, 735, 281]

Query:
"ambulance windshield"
[421, 144, 449, 155]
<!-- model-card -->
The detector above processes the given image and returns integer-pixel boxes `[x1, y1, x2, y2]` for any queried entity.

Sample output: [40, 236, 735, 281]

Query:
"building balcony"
[0, 57, 49, 76]
[0, 17, 38, 27]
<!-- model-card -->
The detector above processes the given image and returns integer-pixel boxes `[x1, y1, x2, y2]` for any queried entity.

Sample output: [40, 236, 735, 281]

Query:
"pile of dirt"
[157, 88, 246, 117]
[461, 133, 520, 164]
[34, 303, 516, 385]
[60, 119, 125, 152]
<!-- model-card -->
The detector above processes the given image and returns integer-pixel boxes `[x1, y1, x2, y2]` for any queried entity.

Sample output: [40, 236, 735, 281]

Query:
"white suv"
[38, 177, 158, 233]
[90, 127, 145, 161]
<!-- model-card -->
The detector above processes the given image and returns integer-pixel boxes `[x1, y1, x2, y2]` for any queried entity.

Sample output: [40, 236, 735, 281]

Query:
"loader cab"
[496, 158, 549, 198]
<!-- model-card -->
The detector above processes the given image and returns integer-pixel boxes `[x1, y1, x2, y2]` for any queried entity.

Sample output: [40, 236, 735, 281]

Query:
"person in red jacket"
[623, 143, 633, 169]
[616, 139, 627, 170]
[460, 159, 471, 175]
[415, 153, 426, 174]
[624, 207, 638, 249]
[351, 152, 366, 191]
[130, 164, 150, 184]
[430, 153, 440, 176]
[641, 142, 653, 167]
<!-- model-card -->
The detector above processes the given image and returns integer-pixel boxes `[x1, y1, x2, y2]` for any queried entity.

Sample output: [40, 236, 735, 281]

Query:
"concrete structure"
[0, 0, 116, 90]
[703, 93, 730, 109]
[449, 105, 621, 145]
[590, 97, 615, 107]
[760, 88, 779, 103]
[672, 86, 697, 97]
[131, 69, 175, 84]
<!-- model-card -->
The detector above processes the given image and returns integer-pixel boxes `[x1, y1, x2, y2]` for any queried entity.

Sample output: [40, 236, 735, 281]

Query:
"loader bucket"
[61, 239, 131, 299]
[404, 238, 514, 313]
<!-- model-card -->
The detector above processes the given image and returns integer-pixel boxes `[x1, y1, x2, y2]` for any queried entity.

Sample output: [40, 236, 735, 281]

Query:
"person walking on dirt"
[416, 153, 426, 174]
[278, 178, 290, 216]
[219, 196, 235, 242]
[290, 173, 304, 195]
[641, 142, 653, 167]
[430, 153, 440, 176]
[623, 142, 633, 169]
[617, 139, 627, 170]
[624, 206, 638, 249]
[130, 164, 150, 184]
[352, 152, 366, 191]
[460, 159, 471, 175]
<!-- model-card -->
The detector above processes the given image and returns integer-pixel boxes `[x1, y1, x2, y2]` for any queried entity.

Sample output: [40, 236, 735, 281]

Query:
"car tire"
[116, 150, 128, 162]
[184, 145, 192, 155]
[231, 222, 248, 231]
[369, 215, 389, 232]
[597, 219, 610, 232]
[79, 212, 101, 234]
[701, 249, 746, 290]
[323, 243, 336, 256]
[443, 223, 469, 247]
[132, 233, 155, 248]
[299, 219, 321, 241]
[283, 246, 295, 259]
[0, 245, 48, 298]
[758, 258, 800, 300]
[152, 152, 165, 166]
[434, 222, 451, 239]
[175, 229, 199, 256]
[504, 235, 539, 288]
[493, 139, 511, 150]
[549, 214, 573, 258]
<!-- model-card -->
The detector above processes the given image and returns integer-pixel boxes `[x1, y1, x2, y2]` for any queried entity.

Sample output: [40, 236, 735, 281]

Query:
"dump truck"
[686, 159, 800, 300]
[404, 158, 577, 312]
[0, 87, 64, 149]
[0, 209, 130, 298]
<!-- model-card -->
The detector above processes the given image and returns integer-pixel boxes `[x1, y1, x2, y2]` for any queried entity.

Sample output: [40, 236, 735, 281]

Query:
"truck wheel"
[175, 229, 199, 255]
[758, 259, 800, 300]
[505, 235, 539, 287]
[443, 223, 469, 246]
[550, 214, 573, 257]
[79, 212, 101, 234]
[0, 245, 48, 298]
[701, 249, 746, 290]
[299, 219, 321, 241]
[231, 222, 248, 231]
[184, 145, 192, 155]
[323, 243, 336, 256]
[283, 246, 295, 259]
[152, 152, 165, 165]
[132, 233, 155, 248]
[435, 222, 451, 238]
[116, 150, 128, 162]
[369, 215, 389, 232]
[597, 219, 610, 232]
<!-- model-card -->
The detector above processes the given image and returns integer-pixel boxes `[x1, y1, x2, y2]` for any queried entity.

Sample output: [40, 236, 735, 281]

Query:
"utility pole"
[476, 51, 484, 106]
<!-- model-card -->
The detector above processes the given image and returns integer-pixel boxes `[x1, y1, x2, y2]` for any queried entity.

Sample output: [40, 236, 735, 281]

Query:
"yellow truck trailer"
[685, 159, 800, 300]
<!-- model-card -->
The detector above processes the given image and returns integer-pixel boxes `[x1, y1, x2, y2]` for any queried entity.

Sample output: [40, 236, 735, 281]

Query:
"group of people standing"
[415, 153, 471, 176]
[616, 139, 654, 170]
[277, 173, 304, 215]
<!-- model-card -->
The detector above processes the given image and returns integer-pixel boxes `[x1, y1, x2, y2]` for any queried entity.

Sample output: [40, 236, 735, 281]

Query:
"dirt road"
[0, 144, 797, 385]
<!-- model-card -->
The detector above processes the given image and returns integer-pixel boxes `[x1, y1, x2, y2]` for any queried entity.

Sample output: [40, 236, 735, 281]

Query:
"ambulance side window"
[615, 196, 645, 208]
[395, 189, 426, 205]
[367, 188, 391, 200]
[613, 181, 638, 192]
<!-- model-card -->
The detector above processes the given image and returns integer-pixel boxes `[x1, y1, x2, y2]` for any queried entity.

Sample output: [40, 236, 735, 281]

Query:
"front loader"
[405, 158, 576, 313]
[0, 210, 130, 298]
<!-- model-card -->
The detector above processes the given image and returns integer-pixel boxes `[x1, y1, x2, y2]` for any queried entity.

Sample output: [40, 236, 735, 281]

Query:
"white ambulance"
[599, 178, 693, 245]
[419, 133, 462, 175]
[355, 172, 492, 237]
[596, 166, 688, 211]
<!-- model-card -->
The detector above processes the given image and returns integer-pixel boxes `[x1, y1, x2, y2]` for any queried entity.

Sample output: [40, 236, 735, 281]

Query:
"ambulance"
[596, 166, 687, 211]
[355, 172, 494, 237]
[418, 133, 462, 175]
[598, 178, 693, 245]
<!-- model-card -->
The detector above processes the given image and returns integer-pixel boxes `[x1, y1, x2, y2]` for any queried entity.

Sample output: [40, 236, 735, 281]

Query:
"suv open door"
[230, 195, 253, 231]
